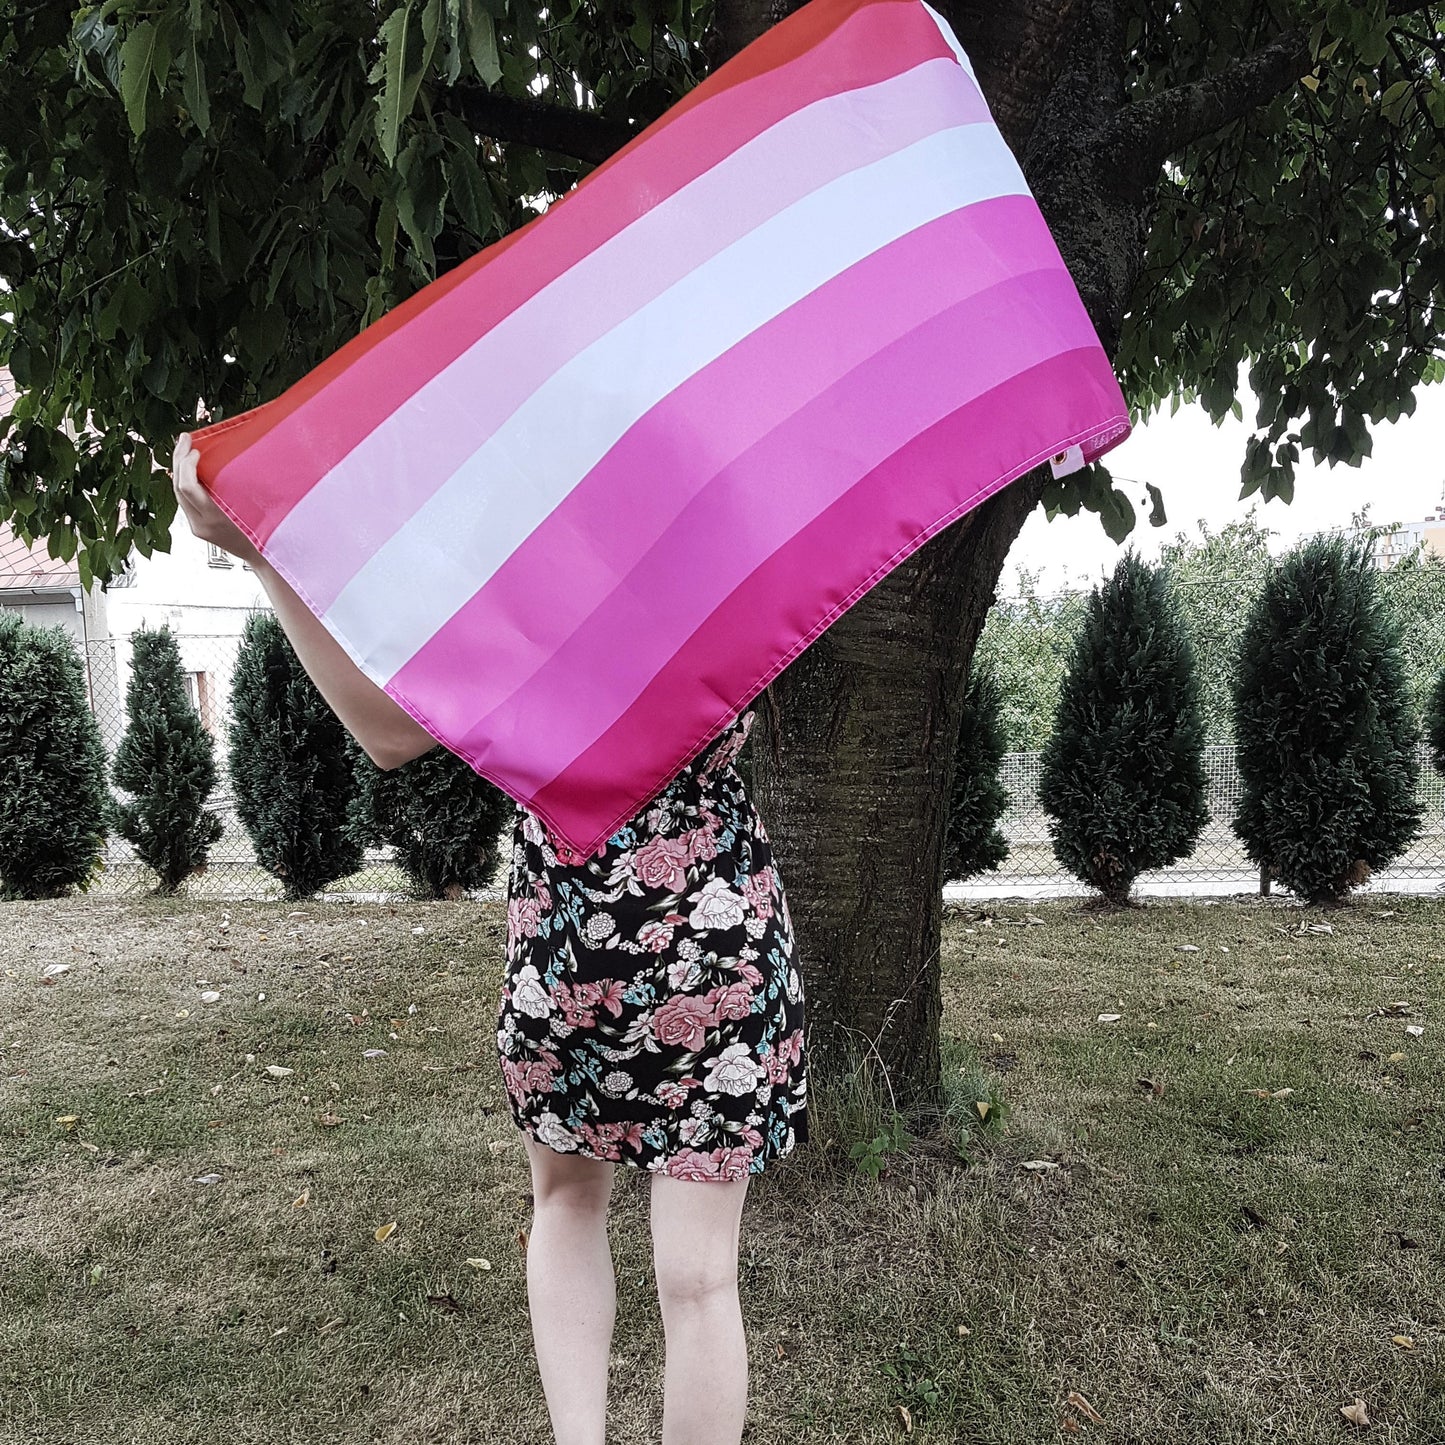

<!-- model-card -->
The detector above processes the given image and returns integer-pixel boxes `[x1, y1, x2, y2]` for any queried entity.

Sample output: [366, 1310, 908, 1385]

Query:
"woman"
[172, 432, 808, 1445]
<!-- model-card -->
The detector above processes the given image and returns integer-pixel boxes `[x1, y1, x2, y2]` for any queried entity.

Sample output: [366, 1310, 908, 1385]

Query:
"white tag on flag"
[1049, 444, 1086, 479]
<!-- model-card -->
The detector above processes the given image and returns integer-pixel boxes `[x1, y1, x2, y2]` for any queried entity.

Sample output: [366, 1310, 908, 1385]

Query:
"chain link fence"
[968, 742, 1445, 899]
[71, 568, 1445, 900]
[81, 632, 438, 899]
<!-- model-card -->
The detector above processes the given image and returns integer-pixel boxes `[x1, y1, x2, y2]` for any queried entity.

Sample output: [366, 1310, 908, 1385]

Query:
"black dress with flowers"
[496, 708, 808, 1179]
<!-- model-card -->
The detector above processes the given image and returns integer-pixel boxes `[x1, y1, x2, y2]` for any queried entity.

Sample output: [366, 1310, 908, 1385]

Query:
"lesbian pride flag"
[192, 0, 1131, 859]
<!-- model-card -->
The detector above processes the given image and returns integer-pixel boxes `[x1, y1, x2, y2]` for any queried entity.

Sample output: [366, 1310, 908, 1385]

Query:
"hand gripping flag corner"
[191, 0, 1132, 858]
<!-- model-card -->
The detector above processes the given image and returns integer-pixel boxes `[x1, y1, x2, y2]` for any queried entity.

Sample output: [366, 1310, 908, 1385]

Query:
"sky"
[1006, 379, 1445, 595]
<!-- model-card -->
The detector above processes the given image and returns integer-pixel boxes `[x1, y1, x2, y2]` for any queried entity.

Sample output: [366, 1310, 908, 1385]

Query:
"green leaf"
[375, 2, 418, 166]
[118, 20, 160, 136]
[181, 35, 210, 135]
[1146, 482, 1167, 529]
[462, 0, 502, 87]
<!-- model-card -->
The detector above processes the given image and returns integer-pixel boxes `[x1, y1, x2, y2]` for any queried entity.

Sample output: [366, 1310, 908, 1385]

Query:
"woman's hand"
[171, 432, 266, 570]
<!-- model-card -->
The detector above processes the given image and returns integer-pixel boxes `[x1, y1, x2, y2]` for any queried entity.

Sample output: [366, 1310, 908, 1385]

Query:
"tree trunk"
[753, 479, 1047, 1116]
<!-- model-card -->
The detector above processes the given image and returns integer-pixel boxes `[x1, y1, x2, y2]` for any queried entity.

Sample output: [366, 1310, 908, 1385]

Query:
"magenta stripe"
[524, 349, 1128, 851]
[385, 194, 1060, 746]
[212, 0, 958, 543]
[384, 265, 1104, 796]
[268, 58, 990, 613]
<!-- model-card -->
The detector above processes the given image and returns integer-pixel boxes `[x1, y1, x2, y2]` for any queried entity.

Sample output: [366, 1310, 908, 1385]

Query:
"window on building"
[207, 542, 233, 568]
[184, 671, 215, 733]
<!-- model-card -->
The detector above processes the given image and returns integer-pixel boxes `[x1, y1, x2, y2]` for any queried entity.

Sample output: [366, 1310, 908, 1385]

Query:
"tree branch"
[1094, 25, 1310, 192]
[444, 85, 641, 166]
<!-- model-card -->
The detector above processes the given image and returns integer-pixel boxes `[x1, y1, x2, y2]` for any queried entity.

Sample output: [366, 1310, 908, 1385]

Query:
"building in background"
[1369, 487, 1445, 570]
[0, 366, 268, 752]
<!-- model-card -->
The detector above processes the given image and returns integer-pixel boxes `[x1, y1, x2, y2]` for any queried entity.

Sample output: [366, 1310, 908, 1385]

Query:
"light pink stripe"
[266, 58, 988, 613]
[212, 0, 958, 543]
[386, 194, 1058, 749]
[385, 264, 1102, 795]
[528, 348, 1128, 852]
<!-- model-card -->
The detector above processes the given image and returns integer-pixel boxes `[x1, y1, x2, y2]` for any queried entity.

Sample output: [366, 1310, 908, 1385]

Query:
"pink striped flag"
[192, 0, 1131, 859]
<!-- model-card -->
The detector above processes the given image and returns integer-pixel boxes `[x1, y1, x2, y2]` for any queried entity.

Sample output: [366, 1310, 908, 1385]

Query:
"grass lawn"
[1, 893, 1441, 1444]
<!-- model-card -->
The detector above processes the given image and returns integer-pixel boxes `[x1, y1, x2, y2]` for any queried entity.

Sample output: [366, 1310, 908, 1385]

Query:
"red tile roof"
[0, 369, 83, 592]
[0, 524, 81, 593]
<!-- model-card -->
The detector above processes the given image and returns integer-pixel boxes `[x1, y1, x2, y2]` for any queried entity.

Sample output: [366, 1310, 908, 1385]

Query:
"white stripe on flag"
[328, 121, 1030, 683]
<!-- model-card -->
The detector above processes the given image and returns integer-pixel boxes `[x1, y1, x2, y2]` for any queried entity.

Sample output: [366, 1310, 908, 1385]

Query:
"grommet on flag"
[191, 0, 1132, 856]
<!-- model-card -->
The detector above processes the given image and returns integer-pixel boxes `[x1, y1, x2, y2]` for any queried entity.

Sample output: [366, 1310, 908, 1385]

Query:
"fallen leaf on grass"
[200, 991, 221, 1004]
[1340, 1398, 1370, 1427]
[54, 1114, 79, 1128]
[426, 1292, 464, 1314]
[1393, 1335, 1415, 1349]
[265, 1065, 294, 1079]
[896, 1404, 913, 1434]
[194, 1173, 223, 1185]
[293, 1188, 310, 1209]
[363, 1049, 388, 1059]
[1020, 1160, 1061, 1172]
[1066, 1390, 1106, 1425]
[1097, 1013, 1123, 1024]
[1404, 1025, 1424, 1038]
[374, 1221, 397, 1243]
[1177, 944, 1200, 953]
[465, 1258, 492, 1271]
[41, 964, 71, 980]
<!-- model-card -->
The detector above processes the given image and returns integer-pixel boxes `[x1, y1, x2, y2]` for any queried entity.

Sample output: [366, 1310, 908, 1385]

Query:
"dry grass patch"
[2, 892, 1442, 1444]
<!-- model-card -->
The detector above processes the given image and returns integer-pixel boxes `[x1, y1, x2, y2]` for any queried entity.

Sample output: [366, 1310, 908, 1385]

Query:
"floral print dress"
[497, 708, 808, 1180]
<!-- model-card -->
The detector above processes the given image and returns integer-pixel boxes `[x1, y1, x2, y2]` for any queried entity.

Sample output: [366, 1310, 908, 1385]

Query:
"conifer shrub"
[228, 612, 362, 899]
[1427, 664, 1445, 780]
[1231, 535, 1422, 903]
[350, 743, 513, 899]
[1038, 551, 1209, 904]
[0, 612, 109, 898]
[110, 625, 223, 893]
[943, 659, 1010, 882]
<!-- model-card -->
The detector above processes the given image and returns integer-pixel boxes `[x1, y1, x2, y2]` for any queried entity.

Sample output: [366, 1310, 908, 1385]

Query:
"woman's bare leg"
[650, 1171, 751, 1445]
[521, 1133, 618, 1445]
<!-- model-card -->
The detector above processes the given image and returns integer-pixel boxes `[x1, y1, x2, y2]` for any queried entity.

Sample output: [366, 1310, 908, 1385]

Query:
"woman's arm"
[171, 432, 438, 770]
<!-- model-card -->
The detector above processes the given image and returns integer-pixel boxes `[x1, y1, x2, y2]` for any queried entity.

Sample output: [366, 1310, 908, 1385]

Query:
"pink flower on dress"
[684, 826, 720, 864]
[508, 895, 543, 946]
[502, 1056, 558, 1102]
[704, 979, 755, 1023]
[637, 920, 675, 953]
[578, 1123, 623, 1160]
[735, 961, 764, 987]
[741, 868, 774, 918]
[651, 994, 718, 1051]
[633, 834, 694, 892]
[555, 983, 596, 1029]
[664, 1145, 754, 1181]
[593, 978, 626, 1017]
[655, 1080, 689, 1108]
